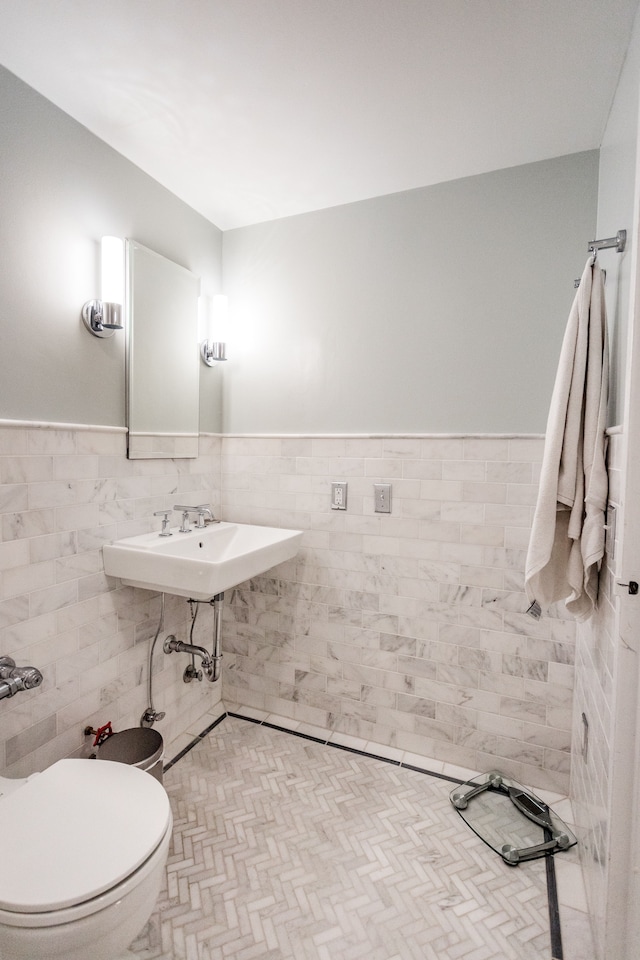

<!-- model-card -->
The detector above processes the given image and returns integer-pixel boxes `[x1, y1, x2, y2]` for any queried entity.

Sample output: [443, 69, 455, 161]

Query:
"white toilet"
[0, 758, 172, 960]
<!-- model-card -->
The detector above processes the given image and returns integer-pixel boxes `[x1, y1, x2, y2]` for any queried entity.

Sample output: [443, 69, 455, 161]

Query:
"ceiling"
[0, 0, 638, 230]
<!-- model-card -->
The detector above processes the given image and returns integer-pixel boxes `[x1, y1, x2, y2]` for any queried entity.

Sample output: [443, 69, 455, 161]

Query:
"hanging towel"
[525, 257, 609, 622]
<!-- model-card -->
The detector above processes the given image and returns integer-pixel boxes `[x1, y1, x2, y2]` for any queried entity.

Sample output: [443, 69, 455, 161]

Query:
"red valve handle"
[92, 721, 113, 747]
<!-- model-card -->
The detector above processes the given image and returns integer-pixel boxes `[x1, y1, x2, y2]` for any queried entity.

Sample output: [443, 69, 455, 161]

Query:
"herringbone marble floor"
[129, 716, 557, 960]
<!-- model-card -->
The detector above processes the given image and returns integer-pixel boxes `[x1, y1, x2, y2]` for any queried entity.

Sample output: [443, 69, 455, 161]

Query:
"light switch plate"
[374, 483, 391, 513]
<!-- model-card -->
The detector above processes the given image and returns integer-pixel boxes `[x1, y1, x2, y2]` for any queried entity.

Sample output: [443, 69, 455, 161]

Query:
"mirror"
[126, 240, 200, 458]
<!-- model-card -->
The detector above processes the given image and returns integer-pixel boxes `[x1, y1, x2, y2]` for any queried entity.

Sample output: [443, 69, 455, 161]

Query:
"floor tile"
[131, 716, 562, 960]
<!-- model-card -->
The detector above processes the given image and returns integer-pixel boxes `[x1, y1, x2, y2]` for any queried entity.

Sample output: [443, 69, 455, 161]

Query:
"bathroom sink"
[103, 522, 303, 600]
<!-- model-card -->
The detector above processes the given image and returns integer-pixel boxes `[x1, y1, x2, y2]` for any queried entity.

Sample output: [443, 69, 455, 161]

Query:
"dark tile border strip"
[163, 711, 227, 773]
[546, 844, 564, 959]
[164, 709, 563, 956]
[230, 711, 466, 782]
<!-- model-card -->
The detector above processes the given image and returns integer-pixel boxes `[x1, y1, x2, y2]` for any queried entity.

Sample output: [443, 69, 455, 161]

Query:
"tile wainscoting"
[0, 426, 577, 793]
[570, 428, 623, 960]
[220, 434, 575, 794]
[0, 422, 222, 777]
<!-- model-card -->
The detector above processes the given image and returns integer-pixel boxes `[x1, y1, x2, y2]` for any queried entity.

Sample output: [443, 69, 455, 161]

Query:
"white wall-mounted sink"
[103, 522, 303, 600]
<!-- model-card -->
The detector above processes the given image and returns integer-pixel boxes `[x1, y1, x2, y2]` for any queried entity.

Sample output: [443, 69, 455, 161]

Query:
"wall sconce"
[199, 294, 228, 366]
[82, 236, 125, 338]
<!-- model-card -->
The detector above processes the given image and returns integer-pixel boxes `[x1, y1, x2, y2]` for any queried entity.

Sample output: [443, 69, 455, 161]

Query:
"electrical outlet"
[374, 483, 391, 513]
[331, 481, 347, 510]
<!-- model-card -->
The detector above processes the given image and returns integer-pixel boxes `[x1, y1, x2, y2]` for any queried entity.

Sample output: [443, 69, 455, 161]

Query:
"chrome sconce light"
[82, 236, 125, 338]
[199, 294, 228, 366]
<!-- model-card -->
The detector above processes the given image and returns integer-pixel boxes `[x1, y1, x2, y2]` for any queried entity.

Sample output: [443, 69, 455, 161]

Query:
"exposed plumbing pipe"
[140, 594, 167, 727]
[163, 592, 224, 683]
[163, 636, 217, 679]
[0, 657, 43, 701]
[211, 592, 224, 682]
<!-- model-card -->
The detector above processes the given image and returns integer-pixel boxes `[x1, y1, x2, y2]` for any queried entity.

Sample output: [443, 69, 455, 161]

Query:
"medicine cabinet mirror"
[126, 240, 200, 459]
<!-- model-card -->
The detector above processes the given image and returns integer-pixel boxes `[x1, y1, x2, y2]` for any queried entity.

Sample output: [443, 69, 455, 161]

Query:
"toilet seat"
[0, 759, 171, 915]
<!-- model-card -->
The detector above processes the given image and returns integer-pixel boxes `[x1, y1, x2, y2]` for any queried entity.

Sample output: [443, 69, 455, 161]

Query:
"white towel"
[525, 258, 609, 621]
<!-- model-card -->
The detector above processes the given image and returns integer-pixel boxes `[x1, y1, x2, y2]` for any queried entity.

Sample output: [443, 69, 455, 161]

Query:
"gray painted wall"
[597, 22, 640, 428]
[222, 152, 599, 434]
[0, 66, 223, 431]
[1, 63, 600, 436]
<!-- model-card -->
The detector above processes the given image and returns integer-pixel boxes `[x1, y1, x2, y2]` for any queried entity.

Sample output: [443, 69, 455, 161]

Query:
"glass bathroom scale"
[450, 771, 577, 865]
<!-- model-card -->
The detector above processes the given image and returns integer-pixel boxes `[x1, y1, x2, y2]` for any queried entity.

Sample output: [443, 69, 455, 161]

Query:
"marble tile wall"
[0, 427, 580, 795]
[220, 435, 575, 793]
[570, 429, 623, 960]
[0, 423, 223, 778]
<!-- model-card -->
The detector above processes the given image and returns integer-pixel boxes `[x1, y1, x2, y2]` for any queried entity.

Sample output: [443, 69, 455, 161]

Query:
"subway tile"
[6, 715, 57, 766]
[29, 581, 78, 617]
[1, 455, 53, 484]
[76, 431, 126, 457]
[2, 560, 56, 599]
[420, 438, 464, 459]
[363, 458, 402, 478]
[485, 461, 533, 483]
[459, 523, 505, 546]
[0, 428, 29, 456]
[3, 508, 56, 541]
[382, 438, 422, 458]
[440, 542, 486, 565]
[0, 539, 30, 570]
[55, 503, 100, 532]
[462, 481, 507, 503]
[54, 456, 100, 480]
[484, 503, 533, 526]
[412, 714, 455, 743]
[29, 480, 78, 510]
[463, 438, 509, 460]
[76, 478, 119, 503]
[479, 670, 525, 699]
[508, 437, 545, 461]
[420, 479, 463, 501]
[506, 483, 539, 506]
[1, 611, 58, 655]
[398, 538, 440, 561]
[402, 460, 443, 480]
[504, 526, 531, 549]
[440, 501, 485, 523]
[460, 564, 504, 588]
[402, 499, 441, 520]
[397, 693, 436, 718]
[27, 429, 76, 456]
[29, 531, 77, 563]
[500, 695, 546, 724]
[442, 460, 486, 481]
[417, 520, 460, 542]
[0, 595, 30, 630]
[0, 428, 576, 795]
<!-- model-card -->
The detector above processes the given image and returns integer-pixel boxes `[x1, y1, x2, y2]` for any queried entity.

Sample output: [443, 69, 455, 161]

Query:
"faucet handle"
[173, 504, 195, 533]
[194, 504, 215, 527]
[153, 510, 173, 537]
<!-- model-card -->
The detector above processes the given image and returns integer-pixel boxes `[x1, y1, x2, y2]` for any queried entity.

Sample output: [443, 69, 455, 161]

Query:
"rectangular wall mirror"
[126, 240, 200, 459]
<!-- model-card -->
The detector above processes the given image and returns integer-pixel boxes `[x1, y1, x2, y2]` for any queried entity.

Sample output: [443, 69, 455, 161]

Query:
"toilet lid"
[0, 759, 171, 913]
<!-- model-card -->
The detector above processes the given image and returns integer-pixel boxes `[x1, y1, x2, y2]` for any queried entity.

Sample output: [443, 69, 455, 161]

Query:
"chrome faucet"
[0, 657, 43, 701]
[173, 503, 217, 532]
[195, 505, 216, 527]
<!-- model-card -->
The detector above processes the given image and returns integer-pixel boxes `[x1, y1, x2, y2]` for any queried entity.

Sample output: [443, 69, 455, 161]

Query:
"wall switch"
[374, 483, 391, 513]
[331, 481, 348, 510]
